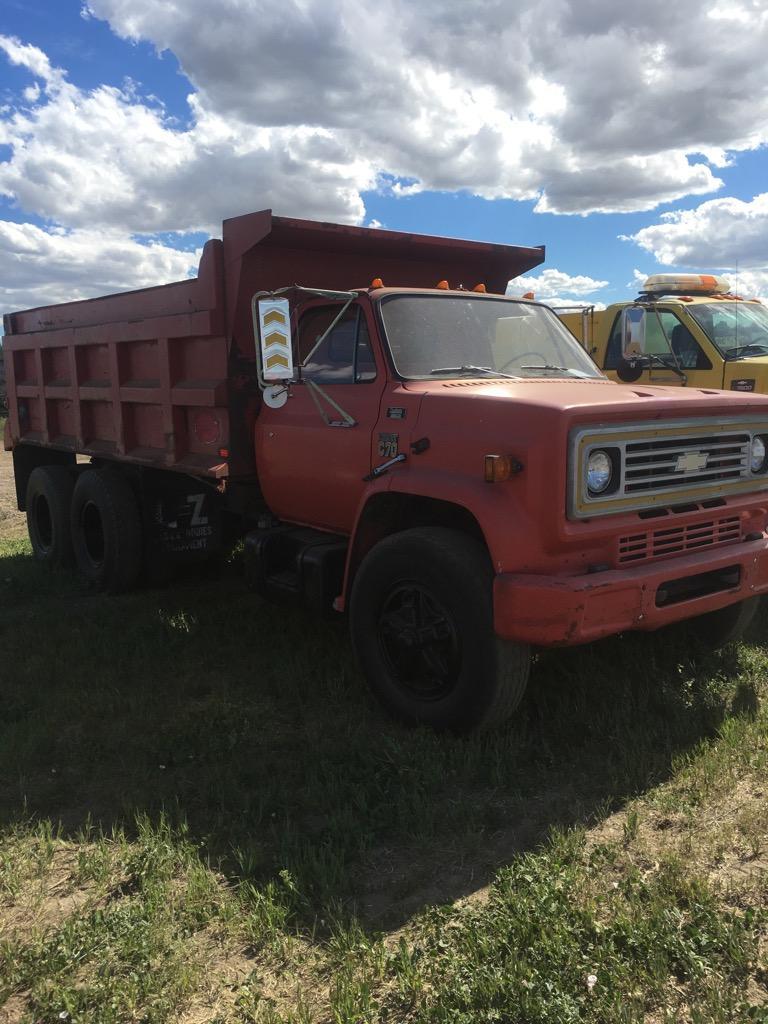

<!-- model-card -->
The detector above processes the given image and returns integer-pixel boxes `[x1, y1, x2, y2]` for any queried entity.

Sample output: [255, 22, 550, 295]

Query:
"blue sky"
[1, 0, 768, 316]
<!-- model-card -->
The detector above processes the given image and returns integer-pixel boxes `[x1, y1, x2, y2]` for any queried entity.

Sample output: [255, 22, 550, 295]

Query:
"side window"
[604, 309, 712, 371]
[297, 305, 377, 383]
[653, 311, 712, 371]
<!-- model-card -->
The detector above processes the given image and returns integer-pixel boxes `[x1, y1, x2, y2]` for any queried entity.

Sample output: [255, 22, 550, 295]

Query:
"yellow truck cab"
[559, 274, 768, 393]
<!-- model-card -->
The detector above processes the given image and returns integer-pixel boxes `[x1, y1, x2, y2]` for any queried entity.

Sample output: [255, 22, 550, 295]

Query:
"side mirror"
[620, 306, 646, 360]
[253, 297, 295, 386]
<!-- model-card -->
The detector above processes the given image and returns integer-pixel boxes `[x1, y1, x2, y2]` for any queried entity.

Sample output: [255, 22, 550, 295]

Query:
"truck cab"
[559, 274, 768, 394]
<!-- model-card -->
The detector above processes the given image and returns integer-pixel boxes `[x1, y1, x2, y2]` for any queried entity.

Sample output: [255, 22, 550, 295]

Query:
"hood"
[403, 375, 768, 424]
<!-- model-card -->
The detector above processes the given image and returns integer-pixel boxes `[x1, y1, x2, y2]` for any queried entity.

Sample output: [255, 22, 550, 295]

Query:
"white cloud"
[507, 268, 608, 301]
[0, 77, 374, 234]
[723, 270, 768, 302]
[625, 193, 768, 267]
[0, 35, 64, 91]
[0, 221, 200, 319]
[631, 269, 650, 289]
[54, 0, 768, 216]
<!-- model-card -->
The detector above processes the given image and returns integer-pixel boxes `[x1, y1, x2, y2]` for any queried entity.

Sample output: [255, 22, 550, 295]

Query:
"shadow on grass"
[0, 541, 763, 930]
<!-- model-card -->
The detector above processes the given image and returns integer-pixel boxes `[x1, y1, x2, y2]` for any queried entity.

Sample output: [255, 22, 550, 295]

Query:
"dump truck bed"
[3, 210, 545, 479]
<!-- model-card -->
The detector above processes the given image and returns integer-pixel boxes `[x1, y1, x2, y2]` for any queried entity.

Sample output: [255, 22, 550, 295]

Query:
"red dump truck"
[6, 210, 768, 732]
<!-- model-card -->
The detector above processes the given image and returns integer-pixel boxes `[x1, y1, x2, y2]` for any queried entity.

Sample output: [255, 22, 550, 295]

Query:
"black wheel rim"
[377, 583, 461, 701]
[32, 494, 53, 553]
[81, 500, 105, 566]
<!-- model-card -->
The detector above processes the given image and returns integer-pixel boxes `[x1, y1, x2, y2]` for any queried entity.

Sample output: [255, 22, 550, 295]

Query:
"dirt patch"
[173, 932, 327, 1024]
[0, 992, 28, 1024]
[587, 776, 768, 895]
[0, 847, 98, 942]
[172, 939, 255, 1024]
[0, 445, 25, 542]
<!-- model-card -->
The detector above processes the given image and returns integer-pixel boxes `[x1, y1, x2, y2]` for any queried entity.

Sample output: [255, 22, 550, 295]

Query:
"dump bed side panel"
[4, 240, 233, 478]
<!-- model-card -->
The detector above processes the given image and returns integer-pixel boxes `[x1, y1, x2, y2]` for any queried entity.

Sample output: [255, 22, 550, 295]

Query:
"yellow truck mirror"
[621, 306, 646, 359]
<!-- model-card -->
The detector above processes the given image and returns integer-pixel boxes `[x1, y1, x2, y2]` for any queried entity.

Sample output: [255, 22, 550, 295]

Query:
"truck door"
[602, 307, 719, 388]
[255, 301, 385, 533]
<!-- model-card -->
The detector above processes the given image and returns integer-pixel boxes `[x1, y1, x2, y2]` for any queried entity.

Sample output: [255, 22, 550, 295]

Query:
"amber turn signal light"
[484, 454, 522, 482]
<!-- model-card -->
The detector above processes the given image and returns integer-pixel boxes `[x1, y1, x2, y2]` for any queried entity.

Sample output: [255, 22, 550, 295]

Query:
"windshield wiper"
[428, 364, 516, 379]
[723, 344, 768, 360]
[519, 364, 577, 375]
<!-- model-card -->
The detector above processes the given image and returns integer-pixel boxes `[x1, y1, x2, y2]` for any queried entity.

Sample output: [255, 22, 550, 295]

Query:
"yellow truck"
[558, 274, 768, 393]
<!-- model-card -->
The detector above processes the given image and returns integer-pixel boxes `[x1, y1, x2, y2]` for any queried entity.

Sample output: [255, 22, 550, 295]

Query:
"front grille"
[624, 432, 750, 494]
[569, 417, 768, 519]
[618, 515, 742, 565]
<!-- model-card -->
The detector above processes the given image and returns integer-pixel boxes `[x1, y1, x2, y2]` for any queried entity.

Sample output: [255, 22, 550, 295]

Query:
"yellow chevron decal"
[263, 308, 287, 326]
[257, 297, 293, 381]
[264, 329, 288, 347]
[266, 352, 290, 369]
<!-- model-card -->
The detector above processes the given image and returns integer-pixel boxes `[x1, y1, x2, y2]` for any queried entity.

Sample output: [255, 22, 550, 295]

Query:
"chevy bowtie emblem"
[675, 450, 708, 473]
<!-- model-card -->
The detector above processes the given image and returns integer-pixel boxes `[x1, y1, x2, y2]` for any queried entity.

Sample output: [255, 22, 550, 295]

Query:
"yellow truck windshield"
[687, 302, 768, 360]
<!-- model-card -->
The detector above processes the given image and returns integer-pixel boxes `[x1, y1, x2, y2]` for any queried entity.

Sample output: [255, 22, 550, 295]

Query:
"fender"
[336, 465, 535, 610]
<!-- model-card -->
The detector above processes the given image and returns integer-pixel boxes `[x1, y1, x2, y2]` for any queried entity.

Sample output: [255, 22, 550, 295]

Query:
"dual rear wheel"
[26, 465, 141, 593]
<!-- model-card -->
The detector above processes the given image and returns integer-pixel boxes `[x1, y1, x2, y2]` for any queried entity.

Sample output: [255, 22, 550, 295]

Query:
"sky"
[1, 0, 768, 321]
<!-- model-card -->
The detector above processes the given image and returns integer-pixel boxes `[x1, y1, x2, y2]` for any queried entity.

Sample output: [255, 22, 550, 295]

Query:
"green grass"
[1, 532, 767, 1022]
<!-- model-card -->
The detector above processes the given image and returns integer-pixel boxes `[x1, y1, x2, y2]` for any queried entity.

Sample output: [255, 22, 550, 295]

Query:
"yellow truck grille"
[617, 515, 742, 565]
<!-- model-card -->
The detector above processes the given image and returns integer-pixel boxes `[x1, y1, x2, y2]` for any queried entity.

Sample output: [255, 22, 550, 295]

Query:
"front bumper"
[493, 534, 768, 646]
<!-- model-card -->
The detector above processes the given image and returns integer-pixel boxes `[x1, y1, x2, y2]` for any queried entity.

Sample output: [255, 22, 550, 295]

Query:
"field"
[0, 431, 767, 1023]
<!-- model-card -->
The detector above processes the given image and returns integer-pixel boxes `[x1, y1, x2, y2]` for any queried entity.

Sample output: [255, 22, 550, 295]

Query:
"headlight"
[750, 435, 767, 473]
[587, 450, 613, 493]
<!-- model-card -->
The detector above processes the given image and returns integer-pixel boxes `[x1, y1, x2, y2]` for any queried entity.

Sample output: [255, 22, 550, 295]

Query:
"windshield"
[687, 302, 768, 360]
[379, 294, 604, 380]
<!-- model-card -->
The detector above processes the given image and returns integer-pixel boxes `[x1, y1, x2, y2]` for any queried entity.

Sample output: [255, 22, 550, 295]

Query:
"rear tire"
[70, 468, 142, 593]
[349, 527, 530, 733]
[25, 465, 75, 568]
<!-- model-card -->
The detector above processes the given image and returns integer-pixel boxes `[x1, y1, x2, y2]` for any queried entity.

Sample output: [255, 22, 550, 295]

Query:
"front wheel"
[349, 527, 530, 733]
[684, 596, 760, 650]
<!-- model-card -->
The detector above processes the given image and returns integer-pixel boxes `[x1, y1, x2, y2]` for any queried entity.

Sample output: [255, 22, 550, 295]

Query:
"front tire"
[26, 465, 75, 568]
[684, 596, 760, 650]
[349, 527, 530, 733]
[70, 468, 142, 593]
